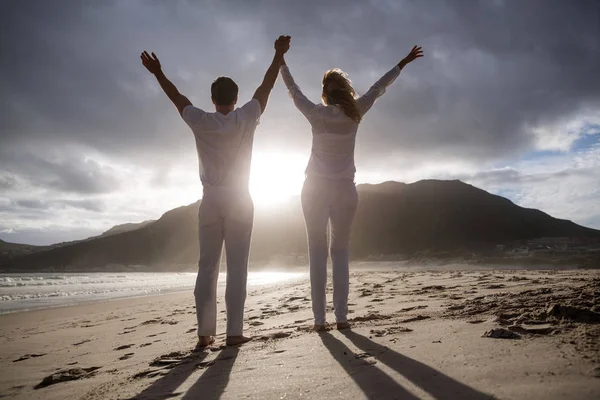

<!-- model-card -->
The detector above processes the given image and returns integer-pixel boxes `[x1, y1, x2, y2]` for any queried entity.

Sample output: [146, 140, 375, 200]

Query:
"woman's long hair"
[321, 69, 361, 123]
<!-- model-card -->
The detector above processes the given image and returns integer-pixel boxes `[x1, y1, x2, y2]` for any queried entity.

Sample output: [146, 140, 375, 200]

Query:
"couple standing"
[141, 36, 423, 347]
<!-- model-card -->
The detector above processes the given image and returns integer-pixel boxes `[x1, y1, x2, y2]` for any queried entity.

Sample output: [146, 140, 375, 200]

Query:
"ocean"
[0, 271, 306, 315]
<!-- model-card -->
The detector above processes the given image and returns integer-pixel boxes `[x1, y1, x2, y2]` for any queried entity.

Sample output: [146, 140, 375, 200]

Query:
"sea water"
[0, 271, 306, 314]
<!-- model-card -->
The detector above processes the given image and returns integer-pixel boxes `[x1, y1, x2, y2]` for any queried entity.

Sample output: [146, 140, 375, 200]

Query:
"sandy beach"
[1, 266, 599, 400]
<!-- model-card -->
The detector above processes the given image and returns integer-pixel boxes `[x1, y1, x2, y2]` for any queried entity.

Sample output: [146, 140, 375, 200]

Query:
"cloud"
[12, 199, 105, 212]
[0, 145, 120, 194]
[1, 0, 599, 243]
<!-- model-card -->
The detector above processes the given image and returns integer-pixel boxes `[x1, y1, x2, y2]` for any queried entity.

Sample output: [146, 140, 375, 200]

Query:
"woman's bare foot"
[226, 335, 252, 346]
[313, 324, 327, 332]
[337, 322, 351, 330]
[196, 336, 215, 348]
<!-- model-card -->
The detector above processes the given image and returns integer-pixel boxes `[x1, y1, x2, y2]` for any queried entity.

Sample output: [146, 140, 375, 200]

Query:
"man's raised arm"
[141, 51, 191, 115]
[252, 35, 290, 113]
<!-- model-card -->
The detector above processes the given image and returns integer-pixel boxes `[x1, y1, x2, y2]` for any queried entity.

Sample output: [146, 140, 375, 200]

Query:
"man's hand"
[253, 35, 291, 113]
[141, 51, 162, 75]
[399, 46, 424, 68]
[274, 35, 290, 56]
[140, 50, 191, 115]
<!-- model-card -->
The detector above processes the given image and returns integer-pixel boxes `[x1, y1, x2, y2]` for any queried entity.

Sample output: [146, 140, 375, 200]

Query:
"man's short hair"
[211, 77, 238, 106]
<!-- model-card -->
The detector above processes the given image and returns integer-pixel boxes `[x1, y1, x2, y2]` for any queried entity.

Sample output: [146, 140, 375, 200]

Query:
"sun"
[249, 151, 306, 207]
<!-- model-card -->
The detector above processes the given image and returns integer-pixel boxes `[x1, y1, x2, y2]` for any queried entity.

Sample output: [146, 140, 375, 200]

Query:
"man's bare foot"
[226, 335, 252, 346]
[196, 336, 215, 348]
[337, 322, 351, 330]
[313, 324, 327, 332]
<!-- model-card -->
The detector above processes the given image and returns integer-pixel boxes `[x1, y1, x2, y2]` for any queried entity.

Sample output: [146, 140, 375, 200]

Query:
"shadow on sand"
[320, 330, 495, 400]
[130, 346, 239, 400]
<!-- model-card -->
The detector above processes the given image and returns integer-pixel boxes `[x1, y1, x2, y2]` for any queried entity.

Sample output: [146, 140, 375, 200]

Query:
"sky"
[1, 0, 599, 245]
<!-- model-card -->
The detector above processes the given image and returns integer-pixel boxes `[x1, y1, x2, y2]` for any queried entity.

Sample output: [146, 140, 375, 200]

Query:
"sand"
[1, 266, 600, 399]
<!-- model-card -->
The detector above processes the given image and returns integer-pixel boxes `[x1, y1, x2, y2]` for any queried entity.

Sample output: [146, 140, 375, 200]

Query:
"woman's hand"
[399, 46, 423, 68]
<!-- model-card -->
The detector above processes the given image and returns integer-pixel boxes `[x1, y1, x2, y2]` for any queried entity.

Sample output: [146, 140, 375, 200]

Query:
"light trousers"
[301, 176, 358, 326]
[194, 186, 254, 337]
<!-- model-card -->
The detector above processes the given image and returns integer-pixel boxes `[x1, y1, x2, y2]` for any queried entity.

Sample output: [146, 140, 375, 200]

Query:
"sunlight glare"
[250, 151, 306, 207]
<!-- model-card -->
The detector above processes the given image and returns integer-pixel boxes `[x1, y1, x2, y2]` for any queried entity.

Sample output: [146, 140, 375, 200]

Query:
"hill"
[2, 180, 599, 271]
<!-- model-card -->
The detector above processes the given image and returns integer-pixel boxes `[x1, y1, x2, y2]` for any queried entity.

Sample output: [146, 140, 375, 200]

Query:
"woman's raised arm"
[357, 46, 424, 116]
[280, 57, 319, 120]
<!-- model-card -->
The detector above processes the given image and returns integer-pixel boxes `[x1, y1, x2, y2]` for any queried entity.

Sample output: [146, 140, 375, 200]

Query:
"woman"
[280, 45, 424, 331]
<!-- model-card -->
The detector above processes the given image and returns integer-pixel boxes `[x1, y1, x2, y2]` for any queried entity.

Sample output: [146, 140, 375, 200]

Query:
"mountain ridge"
[1, 179, 598, 271]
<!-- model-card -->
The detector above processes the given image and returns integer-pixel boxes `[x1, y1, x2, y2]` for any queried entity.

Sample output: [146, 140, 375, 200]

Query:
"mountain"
[2, 180, 599, 272]
[97, 220, 155, 238]
[0, 239, 47, 259]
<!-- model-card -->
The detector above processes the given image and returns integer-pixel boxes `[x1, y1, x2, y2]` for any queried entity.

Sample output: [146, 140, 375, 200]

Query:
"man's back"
[182, 99, 261, 188]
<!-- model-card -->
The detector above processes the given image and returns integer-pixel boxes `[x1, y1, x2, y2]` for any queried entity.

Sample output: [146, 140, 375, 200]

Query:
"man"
[141, 35, 291, 347]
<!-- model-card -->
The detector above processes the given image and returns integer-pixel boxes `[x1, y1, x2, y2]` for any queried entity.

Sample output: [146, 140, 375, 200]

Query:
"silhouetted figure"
[280, 45, 423, 330]
[141, 35, 291, 347]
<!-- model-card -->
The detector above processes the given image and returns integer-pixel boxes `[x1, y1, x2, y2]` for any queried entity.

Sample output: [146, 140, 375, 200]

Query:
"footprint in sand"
[12, 353, 47, 362]
[35, 367, 102, 389]
[118, 353, 135, 361]
[139, 343, 153, 348]
[72, 339, 92, 346]
[114, 344, 134, 351]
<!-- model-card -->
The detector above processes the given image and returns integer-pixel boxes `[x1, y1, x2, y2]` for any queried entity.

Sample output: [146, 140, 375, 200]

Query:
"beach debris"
[399, 305, 428, 312]
[401, 315, 431, 323]
[508, 324, 554, 335]
[547, 304, 600, 323]
[114, 344, 134, 351]
[34, 367, 101, 389]
[150, 351, 190, 368]
[485, 284, 506, 289]
[354, 352, 377, 365]
[483, 328, 520, 339]
[284, 296, 306, 303]
[370, 326, 413, 337]
[258, 331, 292, 341]
[466, 318, 487, 324]
[350, 313, 392, 323]
[195, 360, 216, 369]
[12, 353, 46, 363]
[118, 353, 135, 361]
[132, 369, 169, 380]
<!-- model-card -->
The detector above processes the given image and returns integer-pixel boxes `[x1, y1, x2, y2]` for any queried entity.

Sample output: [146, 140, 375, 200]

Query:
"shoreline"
[0, 270, 308, 316]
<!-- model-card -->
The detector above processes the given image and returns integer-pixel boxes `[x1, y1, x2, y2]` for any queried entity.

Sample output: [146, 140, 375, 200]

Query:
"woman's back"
[280, 63, 403, 180]
[306, 104, 359, 179]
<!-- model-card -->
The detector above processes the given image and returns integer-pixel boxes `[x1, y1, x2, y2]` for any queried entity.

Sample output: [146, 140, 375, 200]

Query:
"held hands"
[274, 35, 291, 56]
[400, 46, 424, 67]
[140, 51, 162, 75]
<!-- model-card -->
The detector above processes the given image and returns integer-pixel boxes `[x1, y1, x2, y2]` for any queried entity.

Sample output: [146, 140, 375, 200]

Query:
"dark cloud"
[0, 147, 120, 194]
[1, 0, 598, 161]
[12, 199, 105, 212]
[1, 0, 599, 243]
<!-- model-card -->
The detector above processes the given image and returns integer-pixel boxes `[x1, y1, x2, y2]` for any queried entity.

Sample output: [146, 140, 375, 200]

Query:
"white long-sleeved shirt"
[280, 64, 401, 180]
